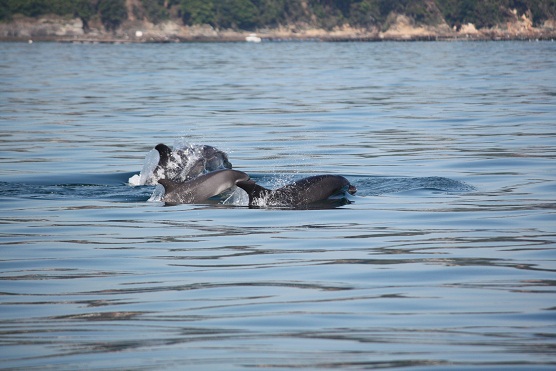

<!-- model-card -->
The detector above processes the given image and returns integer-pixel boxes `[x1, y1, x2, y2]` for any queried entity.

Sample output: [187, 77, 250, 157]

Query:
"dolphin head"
[154, 143, 172, 167]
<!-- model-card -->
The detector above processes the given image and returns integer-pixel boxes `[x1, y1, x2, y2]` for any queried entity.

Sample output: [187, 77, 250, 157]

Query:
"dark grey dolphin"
[159, 169, 249, 205]
[236, 175, 356, 207]
[142, 143, 232, 185]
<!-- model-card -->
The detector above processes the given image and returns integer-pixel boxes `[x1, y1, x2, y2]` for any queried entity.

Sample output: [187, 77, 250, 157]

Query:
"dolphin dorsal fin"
[158, 178, 178, 193]
[236, 180, 272, 205]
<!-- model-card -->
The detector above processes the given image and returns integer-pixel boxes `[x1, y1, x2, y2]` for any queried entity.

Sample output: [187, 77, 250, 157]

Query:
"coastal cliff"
[1, 0, 555, 42]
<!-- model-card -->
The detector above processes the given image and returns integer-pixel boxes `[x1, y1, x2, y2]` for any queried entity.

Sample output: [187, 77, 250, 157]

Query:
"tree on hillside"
[73, 0, 94, 31]
[350, 0, 382, 28]
[141, 0, 169, 23]
[215, 0, 258, 29]
[6, 0, 50, 17]
[98, 0, 127, 31]
[524, 0, 556, 25]
[252, 0, 286, 27]
[1, 0, 555, 31]
[436, 0, 556, 28]
[181, 0, 216, 25]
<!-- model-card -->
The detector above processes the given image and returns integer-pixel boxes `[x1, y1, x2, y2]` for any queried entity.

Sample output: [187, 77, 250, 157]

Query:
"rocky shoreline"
[2, 14, 556, 43]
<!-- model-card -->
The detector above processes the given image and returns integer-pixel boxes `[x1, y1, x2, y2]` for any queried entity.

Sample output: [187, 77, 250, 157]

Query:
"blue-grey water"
[1, 41, 555, 370]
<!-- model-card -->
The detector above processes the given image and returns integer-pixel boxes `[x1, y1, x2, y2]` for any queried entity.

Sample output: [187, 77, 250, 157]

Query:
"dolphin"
[154, 143, 232, 182]
[158, 169, 250, 205]
[236, 175, 356, 207]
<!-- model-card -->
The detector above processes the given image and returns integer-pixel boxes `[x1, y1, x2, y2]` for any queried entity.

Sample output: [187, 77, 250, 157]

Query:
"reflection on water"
[1, 41, 556, 369]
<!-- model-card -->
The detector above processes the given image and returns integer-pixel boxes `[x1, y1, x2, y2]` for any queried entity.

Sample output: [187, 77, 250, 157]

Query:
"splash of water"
[128, 141, 232, 187]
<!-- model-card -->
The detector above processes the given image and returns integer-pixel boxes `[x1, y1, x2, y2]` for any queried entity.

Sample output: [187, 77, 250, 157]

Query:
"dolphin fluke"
[159, 169, 250, 205]
[237, 175, 356, 207]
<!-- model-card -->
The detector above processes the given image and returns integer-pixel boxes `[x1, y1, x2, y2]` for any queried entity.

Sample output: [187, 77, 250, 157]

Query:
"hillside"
[1, 0, 555, 42]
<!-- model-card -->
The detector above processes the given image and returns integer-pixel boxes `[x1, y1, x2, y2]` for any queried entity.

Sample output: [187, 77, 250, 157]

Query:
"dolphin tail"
[158, 178, 177, 192]
[236, 180, 271, 205]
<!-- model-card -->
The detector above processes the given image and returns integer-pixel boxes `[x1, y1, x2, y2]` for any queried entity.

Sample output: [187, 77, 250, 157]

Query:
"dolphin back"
[160, 169, 249, 205]
[287, 175, 352, 204]
[266, 175, 343, 205]
[237, 175, 355, 207]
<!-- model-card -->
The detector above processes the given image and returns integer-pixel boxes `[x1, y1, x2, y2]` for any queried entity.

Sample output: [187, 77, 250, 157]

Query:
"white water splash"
[129, 141, 232, 187]
[148, 184, 165, 202]
[221, 187, 249, 206]
[128, 149, 160, 186]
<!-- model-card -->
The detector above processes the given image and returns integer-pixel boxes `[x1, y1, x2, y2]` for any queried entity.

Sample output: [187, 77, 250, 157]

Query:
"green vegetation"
[140, 0, 169, 24]
[435, 0, 556, 28]
[1, 0, 555, 31]
[181, 0, 215, 25]
[98, 0, 127, 31]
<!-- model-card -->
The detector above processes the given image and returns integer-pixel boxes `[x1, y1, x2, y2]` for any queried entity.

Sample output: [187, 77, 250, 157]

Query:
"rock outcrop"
[1, 12, 555, 43]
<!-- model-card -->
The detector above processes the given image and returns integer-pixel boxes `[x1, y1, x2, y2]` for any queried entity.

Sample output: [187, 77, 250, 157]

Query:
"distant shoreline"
[4, 34, 556, 43]
[2, 15, 555, 43]
[5, 37, 556, 44]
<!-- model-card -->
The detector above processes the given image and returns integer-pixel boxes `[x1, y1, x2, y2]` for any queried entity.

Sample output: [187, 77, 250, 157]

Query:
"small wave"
[2, 172, 134, 186]
[352, 176, 475, 197]
[0, 172, 474, 207]
[0, 180, 153, 203]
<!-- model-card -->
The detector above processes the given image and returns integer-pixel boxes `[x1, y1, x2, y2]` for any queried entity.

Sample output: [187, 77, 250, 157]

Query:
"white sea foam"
[128, 174, 141, 186]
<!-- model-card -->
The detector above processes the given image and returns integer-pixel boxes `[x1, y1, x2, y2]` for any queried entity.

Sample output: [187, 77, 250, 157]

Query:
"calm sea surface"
[1, 41, 555, 370]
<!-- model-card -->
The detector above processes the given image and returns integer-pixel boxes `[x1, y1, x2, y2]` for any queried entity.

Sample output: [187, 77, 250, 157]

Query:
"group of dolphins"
[142, 143, 357, 207]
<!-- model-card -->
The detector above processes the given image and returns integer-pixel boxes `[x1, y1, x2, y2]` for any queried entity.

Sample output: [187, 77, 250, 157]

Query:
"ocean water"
[1, 41, 555, 370]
